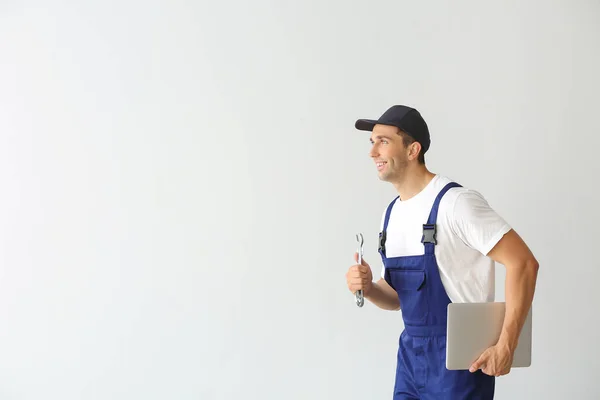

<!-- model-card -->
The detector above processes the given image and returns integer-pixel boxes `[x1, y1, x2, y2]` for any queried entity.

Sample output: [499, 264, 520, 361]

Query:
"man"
[345, 105, 539, 399]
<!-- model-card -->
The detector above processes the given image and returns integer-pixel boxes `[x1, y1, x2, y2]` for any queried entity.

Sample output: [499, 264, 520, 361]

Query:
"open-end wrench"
[355, 233, 365, 307]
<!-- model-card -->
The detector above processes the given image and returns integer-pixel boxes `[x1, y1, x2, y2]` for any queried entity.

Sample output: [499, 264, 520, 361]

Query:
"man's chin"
[378, 172, 391, 182]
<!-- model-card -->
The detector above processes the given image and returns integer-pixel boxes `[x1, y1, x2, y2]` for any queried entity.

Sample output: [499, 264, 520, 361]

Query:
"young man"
[345, 105, 539, 399]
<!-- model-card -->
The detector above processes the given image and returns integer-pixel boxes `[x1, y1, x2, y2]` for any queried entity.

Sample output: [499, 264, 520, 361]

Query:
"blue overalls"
[379, 182, 495, 400]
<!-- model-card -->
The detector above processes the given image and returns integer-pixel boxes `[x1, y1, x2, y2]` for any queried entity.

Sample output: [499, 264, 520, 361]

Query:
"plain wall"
[1, 0, 599, 399]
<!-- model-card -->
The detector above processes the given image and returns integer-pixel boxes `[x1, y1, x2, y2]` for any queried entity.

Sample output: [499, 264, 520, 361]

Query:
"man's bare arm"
[487, 228, 539, 352]
[365, 278, 400, 311]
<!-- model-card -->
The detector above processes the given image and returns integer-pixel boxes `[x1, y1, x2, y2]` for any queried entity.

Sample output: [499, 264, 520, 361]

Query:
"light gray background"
[0, 1, 598, 399]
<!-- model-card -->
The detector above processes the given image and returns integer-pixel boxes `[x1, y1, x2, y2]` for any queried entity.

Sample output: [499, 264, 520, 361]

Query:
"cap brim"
[355, 119, 378, 131]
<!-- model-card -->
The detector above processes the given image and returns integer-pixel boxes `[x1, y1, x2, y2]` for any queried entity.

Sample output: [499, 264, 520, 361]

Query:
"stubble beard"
[379, 160, 408, 184]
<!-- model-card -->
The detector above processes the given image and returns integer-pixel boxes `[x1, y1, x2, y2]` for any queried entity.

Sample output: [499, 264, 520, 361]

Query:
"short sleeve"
[448, 190, 512, 256]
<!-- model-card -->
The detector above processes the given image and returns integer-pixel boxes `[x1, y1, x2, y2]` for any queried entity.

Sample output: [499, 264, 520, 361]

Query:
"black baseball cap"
[355, 105, 431, 153]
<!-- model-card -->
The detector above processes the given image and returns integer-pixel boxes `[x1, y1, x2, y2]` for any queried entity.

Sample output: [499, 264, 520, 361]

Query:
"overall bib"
[379, 182, 495, 400]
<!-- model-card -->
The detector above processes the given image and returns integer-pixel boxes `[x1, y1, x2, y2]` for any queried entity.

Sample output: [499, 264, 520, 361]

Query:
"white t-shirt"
[378, 174, 511, 303]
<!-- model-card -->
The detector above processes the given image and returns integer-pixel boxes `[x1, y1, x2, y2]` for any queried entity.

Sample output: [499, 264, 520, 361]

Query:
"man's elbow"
[526, 257, 539, 273]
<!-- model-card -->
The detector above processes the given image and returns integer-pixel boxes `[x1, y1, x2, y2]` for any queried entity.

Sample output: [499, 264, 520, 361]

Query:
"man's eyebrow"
[370, 134, 394, 141]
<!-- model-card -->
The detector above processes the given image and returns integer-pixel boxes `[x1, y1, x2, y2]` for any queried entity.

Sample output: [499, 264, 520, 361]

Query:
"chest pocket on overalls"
[389, 269, 428, 325]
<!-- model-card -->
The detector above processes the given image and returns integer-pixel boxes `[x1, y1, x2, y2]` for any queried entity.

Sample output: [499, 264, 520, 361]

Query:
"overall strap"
[382, 196, 399, 232]
[422, 182, 462, 254]
[378, 196, 399, 257]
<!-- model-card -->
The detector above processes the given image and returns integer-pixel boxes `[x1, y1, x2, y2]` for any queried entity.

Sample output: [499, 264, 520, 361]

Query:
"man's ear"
[409, 142, 422, 160]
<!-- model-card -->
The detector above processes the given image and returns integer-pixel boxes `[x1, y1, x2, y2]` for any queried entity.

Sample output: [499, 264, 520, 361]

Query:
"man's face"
[369, 124, 409, 182]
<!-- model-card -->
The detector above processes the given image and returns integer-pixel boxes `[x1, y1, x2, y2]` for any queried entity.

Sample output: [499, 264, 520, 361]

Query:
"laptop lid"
[446, 302, 532, 370]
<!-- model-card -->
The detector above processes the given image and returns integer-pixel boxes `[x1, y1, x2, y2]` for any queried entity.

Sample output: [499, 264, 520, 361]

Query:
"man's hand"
[346, 252, 373, 296]
[469, 342, 514, 377]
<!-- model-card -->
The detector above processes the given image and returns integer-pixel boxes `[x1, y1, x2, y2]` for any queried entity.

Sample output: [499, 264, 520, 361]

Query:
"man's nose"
[369, 145, 379, 158]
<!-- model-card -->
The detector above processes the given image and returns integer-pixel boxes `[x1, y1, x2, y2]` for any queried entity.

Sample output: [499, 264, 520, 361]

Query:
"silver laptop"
[446, 302, 532, 370]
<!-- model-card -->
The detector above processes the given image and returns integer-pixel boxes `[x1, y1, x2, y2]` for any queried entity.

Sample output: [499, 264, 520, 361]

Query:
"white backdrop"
[0, 1, 599, 399]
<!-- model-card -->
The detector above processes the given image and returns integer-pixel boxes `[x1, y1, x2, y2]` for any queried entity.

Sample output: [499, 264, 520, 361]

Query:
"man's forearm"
[498, 259, 539, 351]
[365, 279, 400, 310]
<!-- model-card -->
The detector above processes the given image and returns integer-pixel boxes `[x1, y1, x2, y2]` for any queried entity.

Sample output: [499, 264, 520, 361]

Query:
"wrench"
[355, 233, 365, 307]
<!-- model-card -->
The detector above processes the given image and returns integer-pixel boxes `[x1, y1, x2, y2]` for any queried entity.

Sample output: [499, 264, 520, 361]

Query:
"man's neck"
[393, 167, 436, 201]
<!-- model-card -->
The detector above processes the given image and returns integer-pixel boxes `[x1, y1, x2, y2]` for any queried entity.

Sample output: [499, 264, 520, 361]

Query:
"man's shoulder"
[434, 176, 511, 255]
[433, 176, 497, 221]
[434, 175, 485, 201]
[433, 175, 470, 201]
[378, 174, 490, 217]
[435, 177, 506, 231]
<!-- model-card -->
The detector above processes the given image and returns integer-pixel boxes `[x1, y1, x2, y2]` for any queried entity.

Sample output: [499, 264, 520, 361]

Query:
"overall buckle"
[421, 224, 437, 244]
[378, 231, 387, 253]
